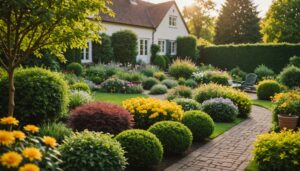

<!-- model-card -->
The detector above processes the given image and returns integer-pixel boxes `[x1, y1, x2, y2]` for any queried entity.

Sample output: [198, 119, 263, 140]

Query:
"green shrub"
[151, 44, 160, 64]
[253, 129, 300, 171]
[230, 67, 247, 81]
[289, 55, 300, 67]
[85, 66, 107, 84]
[142, 77, 159, 90]
[192, 70, 230, 85]
[115, 129, 163, 167]
[149, 84, 168, 95]
[0, 68, 69, 124]
[39, 122, 73, 143]
[140, 65, 160, 77]
[185, 79, 198, 88]
[257, 80, 281, 100]
[166, 86, 192, 100]
[60, 131, 127, 171]
[178, 77, 186, 85]
[254, 64, 275, 81]
[68, 90, 92, 109]
[173, 98, 201, 111]
[70, 82, 91, 94]
[0, 67, 6, 79]
[153, 55, 166, 70]
[161, 79, 178, 89]
[182, 110, 214, 141]
[127, 85, 144, 94]
[278, 65, 300, 88]
[66, 62, 84, 76]
[176, 36, 199, 61]
[100, 78, 137, 94]
[92, 33, 113, 64]
[169, 59, 197, 79]
[116, 71, 144, 82]
[64, 73, 81, 85]
[148, 121, 192, 154]
[153, 72, 167, 81]
[164, 55, 171, 67]
[202, 98, 238, 122]
[194, 84, 251, 118]
[111, 30, 138, 64]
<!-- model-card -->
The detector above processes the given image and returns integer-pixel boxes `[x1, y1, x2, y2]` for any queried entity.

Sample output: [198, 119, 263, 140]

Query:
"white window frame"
[158, 40, 166, 54]
[139, 39, 149, 56]
[169, 16, 177, 27]
[81, 41, 92, 63]
[170, 40, 176, 55]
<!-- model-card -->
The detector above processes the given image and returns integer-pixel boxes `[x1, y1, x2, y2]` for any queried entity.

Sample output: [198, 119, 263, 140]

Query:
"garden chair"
[231, 73, 257, 92]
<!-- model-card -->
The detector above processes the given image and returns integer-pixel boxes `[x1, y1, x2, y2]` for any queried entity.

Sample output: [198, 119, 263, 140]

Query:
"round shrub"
[185, 79, 198, 88]
[100, 78, 129, 93]
[173, 98, 201, 111]
[182, 110, 214, 140]
[140, 66, 159, 77]
[85, 66, 107, 84]
[230, 67, 246, 81]
[69, 102, 133, 134]
[123, 97, 184, 129]
[162, 79, 178, 88]
[153, 71, 167, 81]
[289, 55, 300, 67]
[115, 129, 163, 167]
[66, 62, 83, 76]
[126, 84, 144, 94]
[153, 55, 167, 70]
[254, 64, 275, 81]
[142, 77, 159, 90]
[0, 68, 68, 124]
[192, 70, 230, 85]
[70, 82, 91, 94]
[169, 59, 197, 79]
[166, 86, 192, 100]
[68, 90, 92, 109]
[59, 131, 127, 171]
[150, 44, 160, 63]
[149, 84, 168, 95]
[202, 98, 238, 122]
[257, 80, 281, 100]
[194, 84, 251, 118]
[148, 121, 192, 154]
[178, 77, 186, 85]
[278, 65, 300, 88]
[64, 73, 80, 85]
[39, 122, 73, 143]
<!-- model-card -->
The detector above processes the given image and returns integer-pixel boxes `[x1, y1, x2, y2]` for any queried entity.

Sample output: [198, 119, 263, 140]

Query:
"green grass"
[245, 160, 259, 171]
[93, 92, 148, 105]
[210, 118, 245, 139]
[252, 99, 273, 110]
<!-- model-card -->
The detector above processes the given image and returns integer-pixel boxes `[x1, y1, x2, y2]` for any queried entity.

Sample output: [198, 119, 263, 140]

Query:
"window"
[81, 41, 92, 63]
[169, 16, 177, 27]
[170, 41, 176, 55]
[139, 39, 149, 56]
[158, 40, 165, 53]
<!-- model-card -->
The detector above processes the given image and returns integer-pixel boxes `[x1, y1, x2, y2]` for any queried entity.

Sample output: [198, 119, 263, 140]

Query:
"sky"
[147, 0, 273, 17]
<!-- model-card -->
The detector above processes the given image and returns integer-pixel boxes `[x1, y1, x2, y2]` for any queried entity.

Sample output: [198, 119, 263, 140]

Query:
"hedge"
[200, 43, 300, 73]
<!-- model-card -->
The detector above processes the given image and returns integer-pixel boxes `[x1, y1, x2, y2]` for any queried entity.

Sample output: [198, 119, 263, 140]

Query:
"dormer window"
[169, 16, 177, 27]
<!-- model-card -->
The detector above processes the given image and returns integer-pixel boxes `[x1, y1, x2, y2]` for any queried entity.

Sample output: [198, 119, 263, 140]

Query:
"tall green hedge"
[200, 43, 300, 73]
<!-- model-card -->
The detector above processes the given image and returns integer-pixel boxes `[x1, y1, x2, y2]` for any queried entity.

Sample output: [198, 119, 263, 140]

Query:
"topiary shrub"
[151, 44, 160, 64]
[59, 131, 127, 171]
[278, 65, 300, 88]
[173, 98, 201, 111]
[153, 55, 166, 70]
[289, 55, 300, 67]
[92, 33, 113, 64]
[161, 79, 178, 88]
[257, 80, 281, 100]
[194, 84, 251, 118]
[202, 98, 238, 122]
[192, 70, 231, 85]
[69, 102, 133, 134]
[39, 122, 73, 143]
[176, 36, 199, 61]
[68, 90, 92, 109]
[230, 67, 246, 81]
[149, 84, 168, 95]
[166, 86, 192, 100]
[182, 110, 214, 141]
[142, 77, 159, 90]
[140, 65, 160, 77]
[254, 64, 275, 81]
[115, 129, 163, 168]
[253, 129, 300, 171]
[111, 30, 138, 64]
[185, 79, 198, 88]
[148, 121, 192, 154]
[123, 97, 184, 129]
[66, 62, 84, 76]
[85, 66, 107, 84]
[169, 59, 197, 79]
[153, 72, 167, 81]
[0, 68, 68, 124]
[70, 82, 91, 94]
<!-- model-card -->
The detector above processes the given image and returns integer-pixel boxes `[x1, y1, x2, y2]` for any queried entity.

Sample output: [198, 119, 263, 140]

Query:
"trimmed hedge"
[200, 43, 300, 73]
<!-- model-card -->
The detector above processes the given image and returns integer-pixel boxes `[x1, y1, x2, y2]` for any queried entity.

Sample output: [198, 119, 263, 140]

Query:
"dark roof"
[100, 0, 185, 29]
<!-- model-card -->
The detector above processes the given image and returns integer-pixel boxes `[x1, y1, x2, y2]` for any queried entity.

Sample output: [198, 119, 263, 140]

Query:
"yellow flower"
[0, 130, 15, 146]
[280, 102, 288, 108]
[42, 136, 57, 148]
[19, 163, 40, 171]
[13, 131, 26, 140]
[23, 125, 39, 133]
[22, 148, 42, 161]
[0, 151, 22, 168]
[0, 116, 19, 125]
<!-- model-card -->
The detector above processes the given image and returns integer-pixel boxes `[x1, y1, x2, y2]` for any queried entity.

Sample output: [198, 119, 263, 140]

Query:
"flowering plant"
[272, 91, 300, 116]
[192, 70, 231, 85]
[0, 116, 62, 171]
[123, 97, 184, 129]
[100, 78, 143, 94]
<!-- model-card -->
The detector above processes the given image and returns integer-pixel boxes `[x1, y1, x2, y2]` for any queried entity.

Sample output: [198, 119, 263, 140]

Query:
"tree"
[261, 0, 300, 43]
[92, 33, 114, 64]
[214, 0, 261, 44]
[183, 0, 216, 42]
[0, 0, 113, 117]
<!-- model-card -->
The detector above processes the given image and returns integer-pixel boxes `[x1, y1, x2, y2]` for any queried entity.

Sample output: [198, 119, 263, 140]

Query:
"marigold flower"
[19, 163, 40, 171]
[23, 125, 39, 133]
[0, 151, 22, 168]
[0, 116, 19, 125]
[42, 136, 57, 148]
[13, 131, 26, 140]
[22, 147, 42, 161]
[0, 130, 15, 146]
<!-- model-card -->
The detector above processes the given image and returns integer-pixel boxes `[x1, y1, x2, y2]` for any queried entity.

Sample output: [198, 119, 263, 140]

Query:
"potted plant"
[273, 92, 300, 129]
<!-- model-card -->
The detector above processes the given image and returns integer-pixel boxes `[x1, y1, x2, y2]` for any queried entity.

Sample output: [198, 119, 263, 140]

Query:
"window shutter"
[166, 40, 171, 56]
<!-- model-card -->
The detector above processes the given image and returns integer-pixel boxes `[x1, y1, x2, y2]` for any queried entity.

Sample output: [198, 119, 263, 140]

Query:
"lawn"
[252, 99, 273, 110]
[93, 92, 148, 105]
[210, 118, 245, 139]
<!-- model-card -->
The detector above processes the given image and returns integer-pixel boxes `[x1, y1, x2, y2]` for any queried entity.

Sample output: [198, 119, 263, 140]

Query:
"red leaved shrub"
[68, 102, 133, 134]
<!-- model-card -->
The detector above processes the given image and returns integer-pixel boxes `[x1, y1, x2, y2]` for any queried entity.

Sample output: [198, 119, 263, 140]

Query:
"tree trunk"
[8, 69, 15, 117]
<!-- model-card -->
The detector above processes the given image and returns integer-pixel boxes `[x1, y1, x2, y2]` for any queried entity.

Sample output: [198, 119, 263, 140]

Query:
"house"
[81, 0, 189, 64]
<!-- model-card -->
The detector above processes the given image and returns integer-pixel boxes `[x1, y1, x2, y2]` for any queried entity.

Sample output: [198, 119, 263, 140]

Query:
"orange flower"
[22, 148, 42, 161]
[0, 130, 15, 146]
[23, 125, 39, 133]
[0, 116, 19, 125]
[42, 136, 57, 148]
[13, 131, 26, 140]
[0, 151, 22, 168]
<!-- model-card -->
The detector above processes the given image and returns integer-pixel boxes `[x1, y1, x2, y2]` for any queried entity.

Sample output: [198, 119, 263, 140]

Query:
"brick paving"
[165, 106, 272, 171]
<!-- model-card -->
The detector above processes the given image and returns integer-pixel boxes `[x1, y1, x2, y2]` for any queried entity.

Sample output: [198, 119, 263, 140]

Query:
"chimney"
[129, 0, 137, 5]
